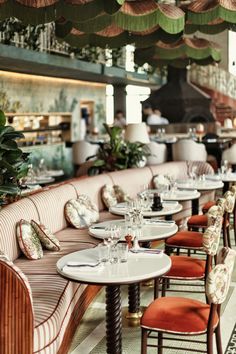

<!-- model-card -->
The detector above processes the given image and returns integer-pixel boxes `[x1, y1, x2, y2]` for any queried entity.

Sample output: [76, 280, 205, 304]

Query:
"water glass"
[110, 245, 119, 264]
[98, 244, 109, 263]
[117, 244, 128, 263]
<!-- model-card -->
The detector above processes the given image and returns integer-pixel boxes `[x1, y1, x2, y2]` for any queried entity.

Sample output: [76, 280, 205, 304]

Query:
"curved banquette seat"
[0, 161, 214, 354]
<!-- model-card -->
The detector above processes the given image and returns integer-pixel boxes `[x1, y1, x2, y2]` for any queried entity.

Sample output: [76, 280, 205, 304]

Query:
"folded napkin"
[130, 248, 163, 256]
[145, 220, 174, 227]
[63, 262, 103, 274]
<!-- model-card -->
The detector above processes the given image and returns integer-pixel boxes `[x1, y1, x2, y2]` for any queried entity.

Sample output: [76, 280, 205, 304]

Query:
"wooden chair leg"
[215, 323, 223, 354]
[207, 331, 214, 354]
[227, 226, 232, 248]
[141, 328, 148, 354]
[158, 332, 163, 354]
[162, 278, 167, 297]
[154, 278, 159, 299]
[234, 208, 236, 246]
[222, 227, 228, 247]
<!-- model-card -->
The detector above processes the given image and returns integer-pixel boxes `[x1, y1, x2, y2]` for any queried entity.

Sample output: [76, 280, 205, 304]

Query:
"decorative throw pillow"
[65, 195, 99, 228]
[16, 219, 43, 260]
[31, 220, 60, 251]
[153, 174, 170, 189]
[102, 184, 130, 209]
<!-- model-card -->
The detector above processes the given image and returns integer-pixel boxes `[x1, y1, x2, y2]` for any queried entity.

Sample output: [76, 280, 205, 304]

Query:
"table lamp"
[124, 123, 150, 144]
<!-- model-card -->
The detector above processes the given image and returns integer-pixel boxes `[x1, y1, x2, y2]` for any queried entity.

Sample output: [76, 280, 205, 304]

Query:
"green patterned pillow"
[16, 219, 43, 260]
[31, 220, 60, 251]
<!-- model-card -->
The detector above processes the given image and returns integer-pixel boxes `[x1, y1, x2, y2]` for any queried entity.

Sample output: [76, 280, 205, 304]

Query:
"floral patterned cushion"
[207, 205, 224, 227]
[31, 220, 60, 251]
[217, 247, 236, 275]
[153, 174, 170, 189]
[223, 191, 235, 213]
[65, 195, 99, 228]
[202, 224, 221, 256]
[206, 264, 231, 304]
[101, 184, 130, 209]
[16, 219, 43, 260]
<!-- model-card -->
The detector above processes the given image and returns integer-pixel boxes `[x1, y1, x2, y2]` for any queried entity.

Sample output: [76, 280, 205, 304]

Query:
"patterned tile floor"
[69, 231, 236, 354]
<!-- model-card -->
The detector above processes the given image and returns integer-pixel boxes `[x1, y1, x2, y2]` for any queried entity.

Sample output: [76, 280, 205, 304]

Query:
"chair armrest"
[0, 260, 34, 354]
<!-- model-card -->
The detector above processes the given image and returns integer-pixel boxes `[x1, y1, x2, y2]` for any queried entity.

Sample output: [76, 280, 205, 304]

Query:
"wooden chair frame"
[141, 304, 222, 354]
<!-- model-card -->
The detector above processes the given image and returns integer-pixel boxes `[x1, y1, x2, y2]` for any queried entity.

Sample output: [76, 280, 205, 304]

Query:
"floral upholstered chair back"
[204, 205, 224, 256]
[206, 250, 236, 304]
[230, 184, 236, 197]
[207, 204, 224, 228]
[206, 264, 231, 304]
[217, 247, 236, 276]
[202, 221, 222, 256]
[223, 190, 236, 213]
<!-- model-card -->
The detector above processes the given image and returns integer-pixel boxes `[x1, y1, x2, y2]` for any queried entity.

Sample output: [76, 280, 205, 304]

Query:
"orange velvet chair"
[165, 204, 224, 256]
[155, 219, 222, 299]
[188, 191, 235, 248]
[141, 248, 236, 354]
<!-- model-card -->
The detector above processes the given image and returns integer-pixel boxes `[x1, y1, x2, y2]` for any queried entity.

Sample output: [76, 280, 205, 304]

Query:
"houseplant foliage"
[0, 110, 29, 204]
[88, 123, 149, 176]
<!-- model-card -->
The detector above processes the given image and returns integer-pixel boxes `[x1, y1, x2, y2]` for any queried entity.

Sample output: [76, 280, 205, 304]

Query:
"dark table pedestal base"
[106, 285, 122, 354]
[192, 198, 199, 216]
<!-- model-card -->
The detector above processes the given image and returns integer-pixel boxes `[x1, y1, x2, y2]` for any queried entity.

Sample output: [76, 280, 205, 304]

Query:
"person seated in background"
[114, 110, 126, 128]
[144, 105, 169, 125]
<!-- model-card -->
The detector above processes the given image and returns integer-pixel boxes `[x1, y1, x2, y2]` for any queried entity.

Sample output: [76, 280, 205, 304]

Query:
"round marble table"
[109, 201, 182, 220]
[205, 173, 236, 193]
[57, 248, 171, 354]
[176, 179, 224, 191]
[89, 219, 178, 242]
[144, 189, 201, 215]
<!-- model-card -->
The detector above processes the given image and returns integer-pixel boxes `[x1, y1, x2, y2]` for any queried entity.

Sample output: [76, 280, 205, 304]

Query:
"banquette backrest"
[0, 162, 214, 262]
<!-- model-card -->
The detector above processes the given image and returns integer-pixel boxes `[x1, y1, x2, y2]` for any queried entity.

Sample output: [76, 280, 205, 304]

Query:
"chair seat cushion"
[141, 296, 218, 334]
[202, 201, 216, 213]
[165, 256, 206, 279]
[187, 215, 207, 228]
[166, 231, 203, 249]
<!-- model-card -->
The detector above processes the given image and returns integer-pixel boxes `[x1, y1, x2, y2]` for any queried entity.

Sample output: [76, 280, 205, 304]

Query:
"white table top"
[109, 202, 182, 217]
[145, 189, 201, 201]
[89, 219, 178, 242]
[205, 173, 236, 183]
[57, 248, 171, 285]
[176, 179, 224, 191]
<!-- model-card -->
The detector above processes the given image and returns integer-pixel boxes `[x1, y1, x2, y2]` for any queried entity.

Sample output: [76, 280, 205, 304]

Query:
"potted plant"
[0, 110, 29, 206]
[88, 123, 150, 176]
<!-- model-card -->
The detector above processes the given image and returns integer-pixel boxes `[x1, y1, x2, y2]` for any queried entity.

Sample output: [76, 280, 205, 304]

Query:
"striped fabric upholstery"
[0, 198, 40, 261]
[149, 161, 214, 181]
[30, 273, 87, 353]
[108, 167, 153, 199]
[28, 184, 77, 234]
[55, 227, 100, 245]
[15, 240, 98, 276]
[69, 174, 113, 212]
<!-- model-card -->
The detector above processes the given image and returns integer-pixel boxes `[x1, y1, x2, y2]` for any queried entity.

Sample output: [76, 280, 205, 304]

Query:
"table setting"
[20, 159, 64, 187]
[109, 200, 182, 218]
[89, 219, 177, 243]
[57, 247, 171, 354]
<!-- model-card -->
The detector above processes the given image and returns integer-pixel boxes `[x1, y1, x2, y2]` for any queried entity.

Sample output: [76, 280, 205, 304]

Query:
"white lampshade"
[124, 123, 150, 144]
